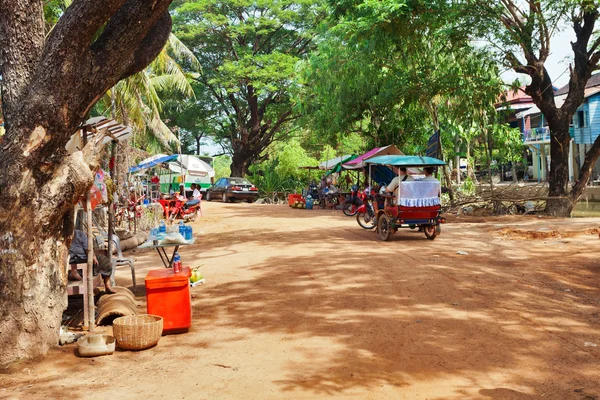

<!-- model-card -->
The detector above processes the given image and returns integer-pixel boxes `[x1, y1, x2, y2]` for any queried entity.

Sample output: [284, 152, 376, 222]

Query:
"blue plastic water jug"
[305, 195, 314, 210]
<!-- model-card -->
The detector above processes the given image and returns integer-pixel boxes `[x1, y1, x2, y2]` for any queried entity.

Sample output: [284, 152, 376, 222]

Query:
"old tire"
[424, 225, 437, 240]
[206, 191, 212, 201]
[378, 215, 392, 241]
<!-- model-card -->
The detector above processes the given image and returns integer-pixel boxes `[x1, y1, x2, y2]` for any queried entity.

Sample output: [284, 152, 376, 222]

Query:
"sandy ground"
[1, 202, 599, 400]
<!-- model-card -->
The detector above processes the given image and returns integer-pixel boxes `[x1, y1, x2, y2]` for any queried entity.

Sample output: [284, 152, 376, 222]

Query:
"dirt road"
[1, 202, 599, 399]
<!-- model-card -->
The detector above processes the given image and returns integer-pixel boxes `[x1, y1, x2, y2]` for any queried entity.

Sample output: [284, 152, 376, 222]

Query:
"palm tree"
[43, 0, 200, 152]
[97, 34, 201, 152]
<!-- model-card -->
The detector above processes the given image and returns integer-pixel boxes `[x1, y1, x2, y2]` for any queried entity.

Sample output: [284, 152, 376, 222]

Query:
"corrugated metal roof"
[516, 87, 600, 119]
[81, 116, 132, 145]
[555, 73, 600, 96]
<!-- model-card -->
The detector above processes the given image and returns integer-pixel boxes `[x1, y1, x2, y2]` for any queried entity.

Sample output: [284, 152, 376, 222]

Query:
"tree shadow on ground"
[2, 208, 599, 399]
[180, 236, 599, 398]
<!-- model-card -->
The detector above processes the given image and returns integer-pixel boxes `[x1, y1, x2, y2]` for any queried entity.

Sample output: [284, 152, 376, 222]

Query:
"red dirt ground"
[1, 202, 599, 399]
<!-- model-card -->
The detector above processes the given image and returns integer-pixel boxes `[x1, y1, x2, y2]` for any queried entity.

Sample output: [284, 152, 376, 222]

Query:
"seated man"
[187, 183, 201, 205]
[422, 166, 438, 181]
[386, 167, 413, 200]
[68, 230, 115, 294]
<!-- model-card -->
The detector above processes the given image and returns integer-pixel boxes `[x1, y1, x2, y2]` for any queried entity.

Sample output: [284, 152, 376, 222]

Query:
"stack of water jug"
[148, 220, 193, 242]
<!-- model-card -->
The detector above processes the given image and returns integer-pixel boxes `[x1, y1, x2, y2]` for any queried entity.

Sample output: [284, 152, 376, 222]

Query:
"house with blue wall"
[515, 75, 600, 184]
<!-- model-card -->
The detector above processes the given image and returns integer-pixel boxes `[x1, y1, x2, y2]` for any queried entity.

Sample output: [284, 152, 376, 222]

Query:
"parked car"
[205, 177, 259, 203]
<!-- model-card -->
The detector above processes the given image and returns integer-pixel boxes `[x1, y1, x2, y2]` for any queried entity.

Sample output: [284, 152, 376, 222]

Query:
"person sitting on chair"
[68, 230, 115, 294]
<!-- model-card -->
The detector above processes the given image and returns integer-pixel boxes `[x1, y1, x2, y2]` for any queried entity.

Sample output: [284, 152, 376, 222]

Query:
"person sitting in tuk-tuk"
[418, 166, 441, 200]
[422, 166, 437, 181]
[386, 167, 413, 198]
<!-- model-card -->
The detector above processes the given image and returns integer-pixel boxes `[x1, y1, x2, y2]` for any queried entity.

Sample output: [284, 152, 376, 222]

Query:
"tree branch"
[44, 0, 127, 68]
[570, 134, 600, 202]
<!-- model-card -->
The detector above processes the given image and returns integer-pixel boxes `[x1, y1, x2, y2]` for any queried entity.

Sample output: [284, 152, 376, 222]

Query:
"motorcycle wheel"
[342, 201, 357, 216]
[378, 215, 392, 241]
[356, 211, 377, 230]
[424, 225, 437, 240]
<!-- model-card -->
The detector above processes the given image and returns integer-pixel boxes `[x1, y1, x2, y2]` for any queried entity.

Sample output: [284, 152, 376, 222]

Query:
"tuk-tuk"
[365, 155, 447, 241]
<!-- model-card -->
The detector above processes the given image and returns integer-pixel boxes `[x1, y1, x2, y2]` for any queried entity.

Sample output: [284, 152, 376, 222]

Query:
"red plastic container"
[288, 194, 304, 207]
[145, 267, 192, 334]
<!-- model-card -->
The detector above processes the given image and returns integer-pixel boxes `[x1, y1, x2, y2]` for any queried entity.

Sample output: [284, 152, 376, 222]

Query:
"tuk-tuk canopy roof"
[366, 155, 446, 167]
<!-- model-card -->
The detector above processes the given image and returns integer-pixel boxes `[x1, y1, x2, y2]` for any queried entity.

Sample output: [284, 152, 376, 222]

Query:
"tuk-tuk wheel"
[424, 225, 437, 240]
[378, 215, 392, 241]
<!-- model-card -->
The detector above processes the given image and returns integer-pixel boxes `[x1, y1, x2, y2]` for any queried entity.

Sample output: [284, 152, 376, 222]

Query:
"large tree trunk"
[230, 149, 253, 177]
[0, 0, 173, 367]
[546, 119, 574, 216]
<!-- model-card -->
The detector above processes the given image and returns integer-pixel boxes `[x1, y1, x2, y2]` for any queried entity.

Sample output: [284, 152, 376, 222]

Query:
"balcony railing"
[523, 127, 550, 142]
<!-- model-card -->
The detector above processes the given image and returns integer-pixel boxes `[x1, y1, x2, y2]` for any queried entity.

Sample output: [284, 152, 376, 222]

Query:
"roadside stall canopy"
[324, 154, 358, 176]
[167, 155, 215, 178]
[318, 154, 354, 170]
[129, 154, 215, 178]
[343, 145, 403, 170]
[129, 154, 177, 173]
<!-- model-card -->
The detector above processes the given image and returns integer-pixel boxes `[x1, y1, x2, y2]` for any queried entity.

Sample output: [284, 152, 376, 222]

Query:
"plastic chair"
[109, 234, 136, 290]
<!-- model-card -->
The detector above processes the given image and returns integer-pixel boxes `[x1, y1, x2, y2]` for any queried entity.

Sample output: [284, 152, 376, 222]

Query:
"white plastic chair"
[109, 234, 136, 290]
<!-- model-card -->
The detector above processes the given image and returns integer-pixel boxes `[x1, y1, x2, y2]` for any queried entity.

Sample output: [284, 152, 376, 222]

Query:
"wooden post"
[82, 127, 95, 332]
[107, 141, 116, 269]
[86, 191, 95, 333]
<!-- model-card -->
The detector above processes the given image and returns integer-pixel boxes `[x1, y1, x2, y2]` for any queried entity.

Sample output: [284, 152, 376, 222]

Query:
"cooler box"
[145, 267, 192, 334]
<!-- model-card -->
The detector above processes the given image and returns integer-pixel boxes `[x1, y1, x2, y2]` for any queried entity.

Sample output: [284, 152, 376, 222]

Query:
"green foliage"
[249, 160, 306, 195]
[43, 0, 71, 30]
[271, 138, 318, 180]
[295, 0, 516, 181]
[458, 176, 476, 196]
[297, 0, 506, 159]
[213, 155, 232, 179]
[94, 34, 201, 151]
[171, 0, 327, 174]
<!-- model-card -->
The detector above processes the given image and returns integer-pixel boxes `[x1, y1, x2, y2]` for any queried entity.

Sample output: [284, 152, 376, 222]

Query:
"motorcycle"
[355, 194, 377, 229]
[168, 198, 200, 223]
[342, 185, 364, 216]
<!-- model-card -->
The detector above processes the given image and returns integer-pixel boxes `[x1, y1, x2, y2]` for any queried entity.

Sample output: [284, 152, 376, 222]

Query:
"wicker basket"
[112, 314, 163, 350]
